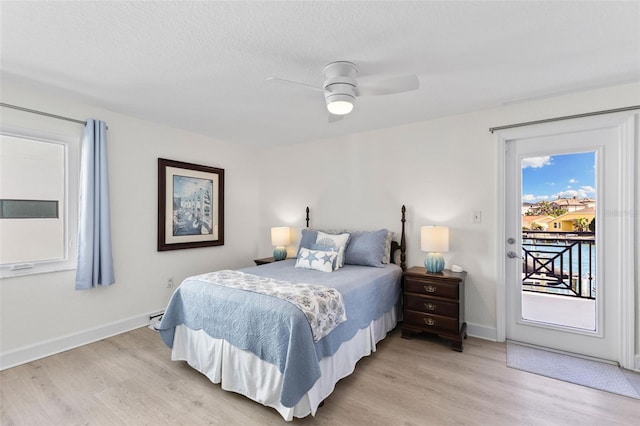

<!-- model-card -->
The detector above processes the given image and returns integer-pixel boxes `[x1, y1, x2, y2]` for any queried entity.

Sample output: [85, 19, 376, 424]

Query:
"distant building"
[547, 207, 595, 231]
[580, 198, 596, 208]
[521, 202, 534, 215]
[551, 197, 587, 212]
[522, 215, 554, 230]
[522, 197, 597, 230]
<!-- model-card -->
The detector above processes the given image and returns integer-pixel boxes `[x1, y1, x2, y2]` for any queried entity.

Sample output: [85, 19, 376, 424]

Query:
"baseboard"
[0, 318, 527, 370]
[466, 322, 497, 341]
[0, 312, 158, 371]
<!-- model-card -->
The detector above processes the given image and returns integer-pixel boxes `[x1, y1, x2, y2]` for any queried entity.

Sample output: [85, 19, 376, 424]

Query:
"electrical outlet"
[166, 277, 174, 288]
[472, 210, 482, 224]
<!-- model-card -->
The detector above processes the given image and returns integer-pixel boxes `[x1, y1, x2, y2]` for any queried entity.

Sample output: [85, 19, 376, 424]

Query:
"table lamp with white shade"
[421, 226, 449, 273]
[271, 226, 290, 261]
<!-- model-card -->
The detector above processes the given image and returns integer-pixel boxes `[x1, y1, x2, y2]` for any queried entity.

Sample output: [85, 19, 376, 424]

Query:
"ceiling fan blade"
[355, 74, 420, 97]
[266, 77, 324, 92]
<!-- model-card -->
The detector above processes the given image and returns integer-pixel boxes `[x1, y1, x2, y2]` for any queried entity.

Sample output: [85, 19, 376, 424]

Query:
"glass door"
[504, 124, 622, 361]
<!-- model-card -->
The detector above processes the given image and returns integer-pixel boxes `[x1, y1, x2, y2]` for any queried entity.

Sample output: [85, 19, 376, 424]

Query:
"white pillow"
[382, 231, 394, 264]
[316, 231, 350, 267]
[294, 248, 338, 273]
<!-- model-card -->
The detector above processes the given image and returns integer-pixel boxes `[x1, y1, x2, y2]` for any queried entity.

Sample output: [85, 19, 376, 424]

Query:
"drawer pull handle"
[423, 318, 436, 326]
[424, 285, 436, 293]
[424, 303, 436, 311]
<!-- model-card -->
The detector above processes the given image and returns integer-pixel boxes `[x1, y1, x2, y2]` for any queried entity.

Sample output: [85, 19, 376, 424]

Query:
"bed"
[158, 206, 407, 421]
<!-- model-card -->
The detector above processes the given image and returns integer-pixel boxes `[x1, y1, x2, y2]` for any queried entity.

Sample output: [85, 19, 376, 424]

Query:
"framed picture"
[157, 158, 224, 251]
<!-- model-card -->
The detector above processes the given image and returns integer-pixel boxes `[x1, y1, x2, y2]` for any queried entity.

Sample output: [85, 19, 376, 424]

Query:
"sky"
[521, 152, 596, 203]
[173, 175, 213, 199]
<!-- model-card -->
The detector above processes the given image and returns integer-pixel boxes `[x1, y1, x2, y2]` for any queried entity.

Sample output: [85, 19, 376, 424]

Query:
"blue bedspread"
[158, 260, 401, 408]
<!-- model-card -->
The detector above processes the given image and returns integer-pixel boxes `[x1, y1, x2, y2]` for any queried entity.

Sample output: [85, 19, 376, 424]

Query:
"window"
[0, 199, 59, 219]
[0, 127, 79, 277]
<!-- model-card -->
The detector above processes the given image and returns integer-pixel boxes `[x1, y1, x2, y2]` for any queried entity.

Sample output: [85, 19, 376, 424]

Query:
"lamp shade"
[421, 226, 449, 253]
[271, 227, 291, 246]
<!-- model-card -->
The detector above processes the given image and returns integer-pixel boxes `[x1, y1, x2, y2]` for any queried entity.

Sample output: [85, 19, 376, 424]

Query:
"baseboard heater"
[149, 312, 164, 331]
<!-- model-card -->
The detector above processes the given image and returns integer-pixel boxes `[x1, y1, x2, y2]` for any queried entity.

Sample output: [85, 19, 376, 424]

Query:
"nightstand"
[253, 257, 288, 266]
[401, 266, 467, 352]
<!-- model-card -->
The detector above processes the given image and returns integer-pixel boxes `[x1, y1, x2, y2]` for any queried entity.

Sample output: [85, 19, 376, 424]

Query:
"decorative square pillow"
[315, 231, 350, 267]
[296, 228, 318, 258]
[294, 247, 338, 273]
[344, 229, 388, 267]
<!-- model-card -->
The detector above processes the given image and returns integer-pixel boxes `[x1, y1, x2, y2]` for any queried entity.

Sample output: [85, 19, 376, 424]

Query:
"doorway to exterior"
[496, 112, 636, 369]
[519, 151, 596, 332]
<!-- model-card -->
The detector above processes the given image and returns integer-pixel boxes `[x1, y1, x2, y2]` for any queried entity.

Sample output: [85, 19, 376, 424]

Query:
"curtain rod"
[0, 102, 87, 126]
[489, 105, 640, 133]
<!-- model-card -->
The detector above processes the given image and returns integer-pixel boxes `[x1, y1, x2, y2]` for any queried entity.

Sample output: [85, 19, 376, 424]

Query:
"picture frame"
[157, 158, 224, 251]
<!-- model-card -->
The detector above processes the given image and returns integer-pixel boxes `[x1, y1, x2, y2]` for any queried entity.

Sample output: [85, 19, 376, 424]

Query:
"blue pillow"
[344, 229, 388, 267]
[296, 228, 318, 257]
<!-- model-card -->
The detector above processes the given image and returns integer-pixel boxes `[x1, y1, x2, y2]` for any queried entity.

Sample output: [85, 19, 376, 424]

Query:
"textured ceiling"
[1, 1, 639, 147]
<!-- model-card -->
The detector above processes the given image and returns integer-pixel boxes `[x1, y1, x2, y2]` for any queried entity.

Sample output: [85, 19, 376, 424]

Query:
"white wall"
[257, 82, 640, 346]
[1, 76, 638, 370]
[0, 77, 261, 367]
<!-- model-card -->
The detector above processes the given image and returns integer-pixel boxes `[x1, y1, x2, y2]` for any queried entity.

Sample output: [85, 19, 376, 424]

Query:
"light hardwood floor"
[1, 327, 637, 425]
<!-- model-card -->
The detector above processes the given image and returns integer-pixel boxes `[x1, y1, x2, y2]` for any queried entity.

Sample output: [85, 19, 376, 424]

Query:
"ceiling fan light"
[327, 100, 353, 115]
[326, 93, 354, 115]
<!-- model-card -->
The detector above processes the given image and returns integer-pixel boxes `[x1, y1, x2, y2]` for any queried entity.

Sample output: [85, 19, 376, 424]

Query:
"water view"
[521, 151, 597, 302]
[522, 234, 596, 298]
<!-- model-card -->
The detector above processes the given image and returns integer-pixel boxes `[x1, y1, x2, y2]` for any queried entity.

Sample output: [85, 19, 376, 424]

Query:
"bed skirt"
[170, 306, 398, 421]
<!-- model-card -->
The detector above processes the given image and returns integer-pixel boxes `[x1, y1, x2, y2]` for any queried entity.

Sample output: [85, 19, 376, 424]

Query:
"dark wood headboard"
[304, 205, 407, 271]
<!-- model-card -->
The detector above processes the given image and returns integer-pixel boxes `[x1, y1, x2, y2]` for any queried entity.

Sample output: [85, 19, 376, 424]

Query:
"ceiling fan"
[267, 61, 420, 121]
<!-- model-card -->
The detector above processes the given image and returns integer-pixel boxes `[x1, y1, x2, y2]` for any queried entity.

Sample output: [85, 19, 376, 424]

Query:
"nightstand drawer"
[405, 278, 459, 299]
[404, 295, 458, 317]
[404, 311, 459, 334]
[401, 267, 466, 351]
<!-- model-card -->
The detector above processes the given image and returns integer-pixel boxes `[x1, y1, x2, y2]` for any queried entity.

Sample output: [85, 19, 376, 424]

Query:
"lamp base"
[273, 246, 287, 261]
[424, 253, 444, 273]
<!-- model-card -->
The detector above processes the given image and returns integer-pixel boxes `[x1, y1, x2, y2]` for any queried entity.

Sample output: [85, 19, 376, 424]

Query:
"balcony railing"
[521, 231, 595, 300]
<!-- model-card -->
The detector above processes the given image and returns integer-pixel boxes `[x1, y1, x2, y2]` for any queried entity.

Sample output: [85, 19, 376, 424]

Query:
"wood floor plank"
[1, 327, 637, 425]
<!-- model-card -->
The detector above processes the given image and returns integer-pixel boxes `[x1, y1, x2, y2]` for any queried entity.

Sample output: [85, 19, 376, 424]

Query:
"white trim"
[467, 322, 497, 341]
[495, 111, 637, 369]
[495, 135, 507, 342]
[618, 115, 637, 369]
[507, 339, 620, 366]
[0, 312, 156, 370]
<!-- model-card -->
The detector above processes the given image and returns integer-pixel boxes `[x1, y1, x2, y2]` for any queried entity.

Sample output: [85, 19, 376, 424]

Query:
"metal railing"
[521, 231, 595, 299]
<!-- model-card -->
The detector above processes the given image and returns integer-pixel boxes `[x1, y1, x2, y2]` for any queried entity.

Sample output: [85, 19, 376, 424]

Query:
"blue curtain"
[75, 119, 115, 290]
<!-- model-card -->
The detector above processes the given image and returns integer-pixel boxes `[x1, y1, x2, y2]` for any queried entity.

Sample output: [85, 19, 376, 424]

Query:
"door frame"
[495, 112, 636, 369]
